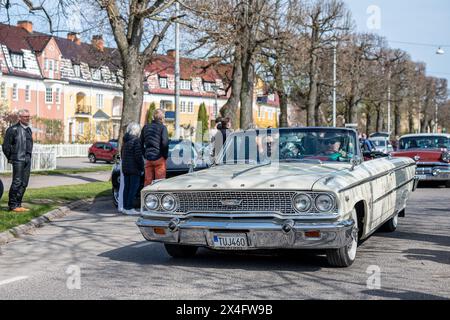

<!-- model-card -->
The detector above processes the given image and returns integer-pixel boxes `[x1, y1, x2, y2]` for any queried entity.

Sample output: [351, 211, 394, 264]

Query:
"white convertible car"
[137, 128, 418, 267]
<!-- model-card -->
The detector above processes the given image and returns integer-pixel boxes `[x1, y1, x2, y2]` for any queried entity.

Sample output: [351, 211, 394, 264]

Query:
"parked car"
[391, 133, 450, 187]
[370, 132, 390, 139]
[111, 139, 209, 207]
[137, 127, 418, 268]
[0, 178, 3, 202]
[88, 142, 119, 164]
[369, 137, 394, 154]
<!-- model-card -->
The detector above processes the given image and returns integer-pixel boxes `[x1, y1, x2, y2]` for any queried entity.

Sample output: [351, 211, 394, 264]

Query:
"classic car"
[137, 127, 418, 267]
[112, 139, 209, 207]
[391, 133, 450, 187]
[369, 137, 394, 154]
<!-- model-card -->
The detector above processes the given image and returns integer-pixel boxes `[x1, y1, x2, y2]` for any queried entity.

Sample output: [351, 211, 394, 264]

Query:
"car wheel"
[326, 209, 358, 268]
[89, 154, 97, 163]
[164, 244, 198, 258]
[112, 187, 119, 208]
[380, 213, 398, 233]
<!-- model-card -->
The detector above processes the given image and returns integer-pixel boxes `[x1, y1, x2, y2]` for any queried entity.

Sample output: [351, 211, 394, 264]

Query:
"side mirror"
[351, 155, 362, 171]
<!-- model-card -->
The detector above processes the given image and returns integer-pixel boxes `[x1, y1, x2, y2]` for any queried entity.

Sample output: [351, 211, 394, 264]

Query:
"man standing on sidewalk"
[141, 109, 169, 186]
[2, 109, 33, 212]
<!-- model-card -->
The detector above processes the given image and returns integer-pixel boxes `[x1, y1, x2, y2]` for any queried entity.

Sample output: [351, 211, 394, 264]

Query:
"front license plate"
[212, 234, 248, 249]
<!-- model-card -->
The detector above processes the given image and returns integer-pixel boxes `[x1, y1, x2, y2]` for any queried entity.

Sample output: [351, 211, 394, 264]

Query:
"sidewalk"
[1, 171, 110, 191]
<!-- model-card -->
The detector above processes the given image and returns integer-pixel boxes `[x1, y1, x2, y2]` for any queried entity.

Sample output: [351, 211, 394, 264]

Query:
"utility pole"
[332, 41, 337, 127]
[435, 102, 439, 133]
[387, 67, 392, 135]
[174, 1, 181, 139]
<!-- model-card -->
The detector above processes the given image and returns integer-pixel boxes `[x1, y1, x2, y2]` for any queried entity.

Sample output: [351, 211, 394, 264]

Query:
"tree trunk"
[394, 103, 401, 136]
[366, 108, 373, 136]
[274, 63, 288, 128]
[376, 104, 384, 132]
[221, 48, 242, 129]
[120, 54, 145, 144]
[240, 54, 255, 129]
[307, 56, 318, 127]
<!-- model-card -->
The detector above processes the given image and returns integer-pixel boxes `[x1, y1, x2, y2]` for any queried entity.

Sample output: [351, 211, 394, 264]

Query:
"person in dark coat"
[2, 109, 33, 212]
[212, 117, 232, 163]
[140, 109, 169, 187]
[121, 122, 144, 215]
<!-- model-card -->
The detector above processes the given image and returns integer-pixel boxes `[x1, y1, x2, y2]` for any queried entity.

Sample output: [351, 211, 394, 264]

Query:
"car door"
[95, 143, 105, 160]
[104, 143, 114, 161]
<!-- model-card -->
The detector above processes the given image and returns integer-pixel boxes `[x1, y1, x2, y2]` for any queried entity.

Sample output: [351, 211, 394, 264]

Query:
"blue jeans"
[123, 175, 141, 210]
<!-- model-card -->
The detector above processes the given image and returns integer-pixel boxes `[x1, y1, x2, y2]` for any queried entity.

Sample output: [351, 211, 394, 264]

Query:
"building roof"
[145, 54, 229, 83]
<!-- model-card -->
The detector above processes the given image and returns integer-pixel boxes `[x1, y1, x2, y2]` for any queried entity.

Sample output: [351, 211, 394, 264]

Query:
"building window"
[92, 69, 102, 81]
[180, 101, 186, 113]
[11, 54, 24, 68]
[188, 102, 194, 114]
[45, 87, 53, 103]
[25, 85, 31, 102]
[96, 94, 104, 109]
[0, 82, 6, 99]
[159, 77, 168, 89]
[74, 65, 81, 77]
[55, 88, 60, 104]
[204, 82, 215, 92]
[180, 80, 191, 90]
[12, 84, 18, 101]
[78, 122, 85, 135]
[49, 59, 54, 71]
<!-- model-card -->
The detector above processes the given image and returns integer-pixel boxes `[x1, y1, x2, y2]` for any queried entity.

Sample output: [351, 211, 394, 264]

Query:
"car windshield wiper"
[280, 158, 324, 165]
[232, 160, 272, 179]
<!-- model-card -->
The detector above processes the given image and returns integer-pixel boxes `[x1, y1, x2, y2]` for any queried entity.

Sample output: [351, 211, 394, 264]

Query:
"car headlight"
[145, 194, 159, 210]
[315, 194, 335, 213]
[442, 152, 450, 163]
[161, 194, 177, 211]
[293, 194, 312, 212]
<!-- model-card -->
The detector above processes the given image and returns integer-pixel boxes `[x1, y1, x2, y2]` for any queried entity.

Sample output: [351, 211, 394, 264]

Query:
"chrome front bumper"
[136, 213, 355, 250]
[416, 165, 450, 181]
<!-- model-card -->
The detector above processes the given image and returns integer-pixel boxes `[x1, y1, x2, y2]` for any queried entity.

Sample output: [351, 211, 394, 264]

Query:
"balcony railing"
[75, 105, 92, 115]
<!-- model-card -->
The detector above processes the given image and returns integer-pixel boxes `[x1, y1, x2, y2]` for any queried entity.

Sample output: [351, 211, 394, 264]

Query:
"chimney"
[67, 32, 81, 45]
[92, 35, 104, 52]
[167, 49, 176, 58]
[17, 20, 33, 33]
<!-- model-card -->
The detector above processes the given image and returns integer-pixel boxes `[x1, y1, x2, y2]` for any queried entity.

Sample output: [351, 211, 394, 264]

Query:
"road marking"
[0, 276, 29, 287]
[132, 242, 152, 249]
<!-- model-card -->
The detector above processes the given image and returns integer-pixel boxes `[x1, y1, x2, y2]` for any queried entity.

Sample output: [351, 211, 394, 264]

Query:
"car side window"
[105, 144, 112, 151]
[95, 143, 104, 149]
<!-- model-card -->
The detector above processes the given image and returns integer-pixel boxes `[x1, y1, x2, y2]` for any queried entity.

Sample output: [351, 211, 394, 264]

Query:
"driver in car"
[321, 139, 348, 161]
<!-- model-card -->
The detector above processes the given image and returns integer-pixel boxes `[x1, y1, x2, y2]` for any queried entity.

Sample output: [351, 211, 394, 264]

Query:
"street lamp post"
[387, 67, 392, 135]
[332, 41, 337, 127]
[174, 1, 181, 139]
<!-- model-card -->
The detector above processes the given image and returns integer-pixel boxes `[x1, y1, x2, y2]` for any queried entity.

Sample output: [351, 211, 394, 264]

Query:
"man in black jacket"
[140, 109, 169, 186]
[2, 109, 33, 212]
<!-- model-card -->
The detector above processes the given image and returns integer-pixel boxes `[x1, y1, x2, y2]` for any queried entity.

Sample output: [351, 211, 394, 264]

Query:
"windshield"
[218, 128, 358, 165]
[371, 140, 386, 147]
[169, 140, 197, 161]
[399, 136, 449, 150]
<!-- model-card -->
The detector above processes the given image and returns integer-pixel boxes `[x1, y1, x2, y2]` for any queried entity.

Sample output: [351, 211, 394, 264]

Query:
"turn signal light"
[305, 231, 321, 238]
[153, 227, 166, 235]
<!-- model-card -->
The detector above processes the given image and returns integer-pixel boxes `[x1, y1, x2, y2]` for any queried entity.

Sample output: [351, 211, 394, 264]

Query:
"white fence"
[34, 144, 91, 158]
[0, 148, 57, 173]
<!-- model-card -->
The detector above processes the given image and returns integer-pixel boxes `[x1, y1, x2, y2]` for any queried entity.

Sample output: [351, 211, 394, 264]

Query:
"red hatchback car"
[88, 142, 119, 164]
[391, 133, 450, 187]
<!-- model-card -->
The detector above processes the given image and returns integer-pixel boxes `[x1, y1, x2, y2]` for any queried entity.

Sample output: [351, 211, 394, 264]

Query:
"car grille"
[172, 191, 299, 214]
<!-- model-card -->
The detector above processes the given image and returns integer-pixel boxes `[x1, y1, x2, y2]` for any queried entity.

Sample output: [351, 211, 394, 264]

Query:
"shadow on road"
[363, 289, 447, 300]
[375, 231, 450, 248]
[98, 242, 331, 272]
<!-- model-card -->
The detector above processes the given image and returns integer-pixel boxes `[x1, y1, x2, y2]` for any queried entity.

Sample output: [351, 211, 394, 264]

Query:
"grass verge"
[0, 165, 113, 177]
[0, 181, 111, 233]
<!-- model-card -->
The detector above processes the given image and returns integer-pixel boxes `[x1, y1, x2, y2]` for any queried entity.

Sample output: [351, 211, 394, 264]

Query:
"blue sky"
[344, 0, 450, 89]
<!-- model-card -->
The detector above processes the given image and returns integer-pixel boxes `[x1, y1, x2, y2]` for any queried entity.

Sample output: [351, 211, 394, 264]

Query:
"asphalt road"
[0, 185, 448, 300]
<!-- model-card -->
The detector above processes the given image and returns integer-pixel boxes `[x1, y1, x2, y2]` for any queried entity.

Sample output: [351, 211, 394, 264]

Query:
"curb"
[0, 198, 107, 246]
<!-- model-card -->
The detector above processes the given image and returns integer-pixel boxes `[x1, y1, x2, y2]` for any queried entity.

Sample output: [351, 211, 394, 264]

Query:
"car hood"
[146, 162, 351, 192]
[392, 149, 445, 162]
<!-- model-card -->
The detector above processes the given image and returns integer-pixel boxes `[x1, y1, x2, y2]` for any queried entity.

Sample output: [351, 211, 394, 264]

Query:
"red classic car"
[391, 133, 450, 187]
